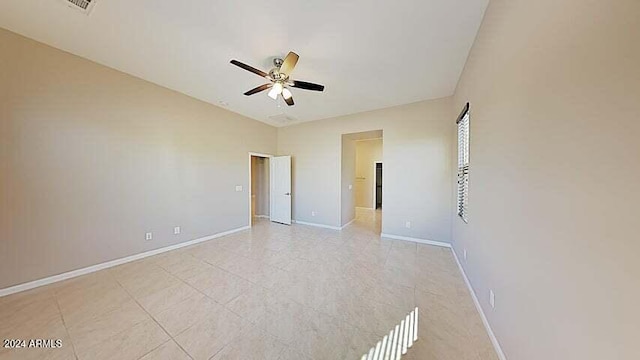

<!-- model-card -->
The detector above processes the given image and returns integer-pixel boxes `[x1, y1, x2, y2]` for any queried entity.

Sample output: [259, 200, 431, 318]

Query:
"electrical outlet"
[235, 185, 243, 192]
[311, 211, 316, 217]
[463, 248, 467, 261]
[173, 226, 181, 235]
[405, 221, 411, 229]
[348, 184, 353, 190]
[145, 232, 153, 241]
[489, 290, 495, 309]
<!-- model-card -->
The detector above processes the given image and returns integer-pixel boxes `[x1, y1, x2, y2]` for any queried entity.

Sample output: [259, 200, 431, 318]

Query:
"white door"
[270, 156, 292, 225]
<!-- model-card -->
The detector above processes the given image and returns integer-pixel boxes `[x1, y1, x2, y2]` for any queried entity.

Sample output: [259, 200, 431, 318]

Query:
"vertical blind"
[457, 104, 470, 222]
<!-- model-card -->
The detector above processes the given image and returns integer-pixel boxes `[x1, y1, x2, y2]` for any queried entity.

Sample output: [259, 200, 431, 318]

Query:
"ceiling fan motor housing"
[269, 58, 287, 81]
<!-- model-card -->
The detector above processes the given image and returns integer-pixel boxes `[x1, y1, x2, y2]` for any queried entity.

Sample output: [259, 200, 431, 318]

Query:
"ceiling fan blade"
[279, 51, 299, 76]
[244, 84, 272, 96]
[292, 80, 325, 92]
[230, 60, 268, 78]
[284, 95, 295, 106]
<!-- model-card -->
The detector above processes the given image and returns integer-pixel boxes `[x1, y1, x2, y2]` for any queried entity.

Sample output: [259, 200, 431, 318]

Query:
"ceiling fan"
[230, 51, 325, 106]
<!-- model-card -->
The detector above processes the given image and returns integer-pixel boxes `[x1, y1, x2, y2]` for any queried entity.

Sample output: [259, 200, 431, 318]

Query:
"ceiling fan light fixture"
[267, 86, 278, 100]
[282, 88, 292, 100]
[268, 82, 283, 100]
[231, 52, 324, 104]
[273, 82, 283, 94]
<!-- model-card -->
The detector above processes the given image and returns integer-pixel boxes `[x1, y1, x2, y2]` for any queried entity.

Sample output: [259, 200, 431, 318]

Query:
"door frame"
[373, 161, 383, 209]
[248, 152, 273, 226]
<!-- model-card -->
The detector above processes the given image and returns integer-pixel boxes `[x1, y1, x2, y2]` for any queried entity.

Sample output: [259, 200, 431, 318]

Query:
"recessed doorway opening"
[249, 154, 271, 226]
[341, 130, 383, 233]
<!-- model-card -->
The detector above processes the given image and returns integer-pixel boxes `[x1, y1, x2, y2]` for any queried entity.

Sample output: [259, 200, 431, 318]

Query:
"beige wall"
[0, 28, 277, 289]
[278, 98, 453, 241]
[451, 0, 640, 359]
[355, 139, 383, 208]
[340, 135, 356, 226]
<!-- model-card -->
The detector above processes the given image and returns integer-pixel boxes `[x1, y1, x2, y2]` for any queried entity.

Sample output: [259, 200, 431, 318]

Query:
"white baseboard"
[292, 220, 341, 231]
[292, 219, 353, 231]
[340, 218, 356, 229]
[253, 215, 270, 219]
[355, 207, 375, 210]
[380, 233, 451, 248]
[0, 225, 250, 298]
[451, 248, 507, 360]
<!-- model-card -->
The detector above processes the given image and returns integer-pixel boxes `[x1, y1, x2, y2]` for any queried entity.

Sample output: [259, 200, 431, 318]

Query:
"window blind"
[457, 104, 470, 222]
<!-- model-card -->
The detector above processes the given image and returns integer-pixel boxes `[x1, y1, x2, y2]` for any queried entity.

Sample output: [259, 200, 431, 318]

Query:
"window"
[457, 103, 470, 222]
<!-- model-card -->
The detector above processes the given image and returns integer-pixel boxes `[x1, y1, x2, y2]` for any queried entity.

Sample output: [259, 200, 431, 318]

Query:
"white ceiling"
[0, 0, 488, 127]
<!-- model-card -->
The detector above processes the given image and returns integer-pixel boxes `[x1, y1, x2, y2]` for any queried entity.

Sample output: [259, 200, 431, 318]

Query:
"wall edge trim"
[340, 218, 356, 229]
[380, 233, 451, 248]
[451, 248, 507, 360]
[0, 225, 251, 297]
[293, 220, 342, 231]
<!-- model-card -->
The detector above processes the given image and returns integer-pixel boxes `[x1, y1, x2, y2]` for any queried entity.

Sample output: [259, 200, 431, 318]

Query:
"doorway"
[248, 153, 292, 227]
[374, 162, 382, 209]
[340, 130, 383, 231]
[249, 154, 270, 226]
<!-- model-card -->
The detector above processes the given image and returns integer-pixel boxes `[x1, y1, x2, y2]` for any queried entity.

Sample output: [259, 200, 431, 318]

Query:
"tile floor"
[0, 209, 498, 360]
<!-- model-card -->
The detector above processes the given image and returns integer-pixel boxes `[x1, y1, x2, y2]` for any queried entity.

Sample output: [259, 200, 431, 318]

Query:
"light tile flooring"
[0, 209, 498, 360]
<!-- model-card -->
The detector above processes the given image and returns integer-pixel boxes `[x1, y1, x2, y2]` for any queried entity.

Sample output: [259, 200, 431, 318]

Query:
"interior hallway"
[0, 209, 496, 360]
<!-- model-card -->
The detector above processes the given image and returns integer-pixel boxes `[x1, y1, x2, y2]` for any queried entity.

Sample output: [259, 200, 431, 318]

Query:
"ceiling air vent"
[61, 0, 98, 15]
[268, 114, 297, 126]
